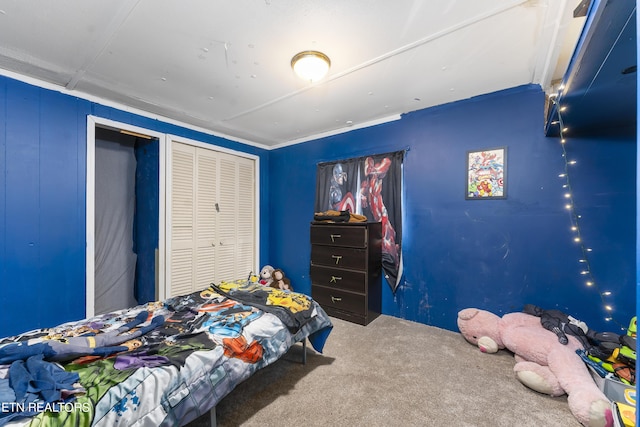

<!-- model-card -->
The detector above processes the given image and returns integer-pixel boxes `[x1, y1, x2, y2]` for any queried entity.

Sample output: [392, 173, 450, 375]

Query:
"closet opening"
[86, 117, 259, 317]
[90, 124, 160, 316]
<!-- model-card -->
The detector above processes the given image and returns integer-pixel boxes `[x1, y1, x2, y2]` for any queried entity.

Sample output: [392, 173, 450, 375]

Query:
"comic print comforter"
[0, 281, 333, 427]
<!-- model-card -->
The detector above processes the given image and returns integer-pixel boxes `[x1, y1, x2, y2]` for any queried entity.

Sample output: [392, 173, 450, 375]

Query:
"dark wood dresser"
[310, 221, 382, 326]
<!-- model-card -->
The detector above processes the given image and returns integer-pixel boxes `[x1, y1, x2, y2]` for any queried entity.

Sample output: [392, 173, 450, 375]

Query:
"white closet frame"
[164, 134, 260, 300]
[85, 116, 260, 317]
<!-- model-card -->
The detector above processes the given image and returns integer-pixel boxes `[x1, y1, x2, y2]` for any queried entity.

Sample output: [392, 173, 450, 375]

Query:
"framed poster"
[466, 147, 507, 199]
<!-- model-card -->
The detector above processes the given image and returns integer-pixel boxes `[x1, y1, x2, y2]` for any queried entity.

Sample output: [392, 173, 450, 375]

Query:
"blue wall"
[133, 136, 159, 305]
[0, 75, 634, 338]
[269, 84, 636, 333]
[0, 75, 270, 337]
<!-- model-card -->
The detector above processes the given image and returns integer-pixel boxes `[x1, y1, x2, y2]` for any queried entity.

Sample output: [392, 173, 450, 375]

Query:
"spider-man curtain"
[315, 151, 404, 292]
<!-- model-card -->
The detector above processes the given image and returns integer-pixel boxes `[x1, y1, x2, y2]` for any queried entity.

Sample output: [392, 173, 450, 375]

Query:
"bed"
[0, 280, 333, 427]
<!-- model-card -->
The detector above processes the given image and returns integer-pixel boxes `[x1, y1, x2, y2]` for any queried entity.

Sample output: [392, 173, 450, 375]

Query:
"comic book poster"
[466, 147, 507, 199]
[315, 151, 404, 292]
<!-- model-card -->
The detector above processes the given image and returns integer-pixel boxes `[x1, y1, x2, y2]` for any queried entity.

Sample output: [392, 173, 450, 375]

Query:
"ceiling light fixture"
[291, 50, 331, 83]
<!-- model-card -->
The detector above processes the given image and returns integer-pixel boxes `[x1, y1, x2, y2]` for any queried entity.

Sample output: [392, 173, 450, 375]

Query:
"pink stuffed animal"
[457, 308, 613, 427]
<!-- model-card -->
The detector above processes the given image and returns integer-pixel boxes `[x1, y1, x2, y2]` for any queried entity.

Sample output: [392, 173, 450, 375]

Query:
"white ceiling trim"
[0, 67, 266, 149]
[269, 113, 403, 150]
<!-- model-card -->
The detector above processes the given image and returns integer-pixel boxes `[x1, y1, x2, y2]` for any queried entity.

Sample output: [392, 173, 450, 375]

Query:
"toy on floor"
[615, 401, 636, 427]
[457, 308, 613, 427]
[522, 305, 636, 384]
[522, 304, 591, 347]
[271, 268, 292, 291]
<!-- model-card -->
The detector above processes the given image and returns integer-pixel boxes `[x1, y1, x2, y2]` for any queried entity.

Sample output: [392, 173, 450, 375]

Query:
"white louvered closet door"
[214, 152, 255, 283]
[195, 149, 218, 289]
[170, 143, 196, 297]
[235, 157, 255, 276]
[214, 153, 238, 282]
[169, 141, 255, 298]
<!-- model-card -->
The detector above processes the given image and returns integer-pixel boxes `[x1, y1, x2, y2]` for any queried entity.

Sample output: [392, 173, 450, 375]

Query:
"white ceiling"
[0, 0, 585, 148]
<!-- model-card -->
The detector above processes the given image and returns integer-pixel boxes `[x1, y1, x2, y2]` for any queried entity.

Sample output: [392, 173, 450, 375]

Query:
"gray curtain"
[94, 135, 138, 314]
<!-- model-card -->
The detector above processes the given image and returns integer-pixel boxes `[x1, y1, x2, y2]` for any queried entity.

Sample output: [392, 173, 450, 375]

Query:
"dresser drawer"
[310, 265, 366, 293]
[310, 245, 367, 270]
[309, 221, 382, 326]
[312, 286, 366, 316]
[310, 225, 368, 248]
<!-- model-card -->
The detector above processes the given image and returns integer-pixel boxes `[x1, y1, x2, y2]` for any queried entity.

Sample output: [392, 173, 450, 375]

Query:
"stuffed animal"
[248, 271, 259, 283]
[271, 268, 292, 291]
[259, 265, 274, 286]
[457, 308, 613, 427]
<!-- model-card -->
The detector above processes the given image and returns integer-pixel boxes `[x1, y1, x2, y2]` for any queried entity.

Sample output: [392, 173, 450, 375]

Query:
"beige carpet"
[189, 314, 581, 427]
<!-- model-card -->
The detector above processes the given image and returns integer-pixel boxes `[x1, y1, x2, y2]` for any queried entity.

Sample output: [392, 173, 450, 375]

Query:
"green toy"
[627, 316, 636, 337]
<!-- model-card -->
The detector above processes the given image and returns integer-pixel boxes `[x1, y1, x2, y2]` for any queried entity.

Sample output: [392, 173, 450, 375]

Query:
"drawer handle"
[331, 255, 342, 264]
[330, 234, 341, 242]
[330, 276, 342, 283]
[331, 296, 342, 303]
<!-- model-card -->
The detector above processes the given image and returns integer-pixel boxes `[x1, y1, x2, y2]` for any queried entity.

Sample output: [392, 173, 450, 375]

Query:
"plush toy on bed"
[271, 268, 292, 291]
[259, 265, 274, 286]
[457, 308, 613, 427]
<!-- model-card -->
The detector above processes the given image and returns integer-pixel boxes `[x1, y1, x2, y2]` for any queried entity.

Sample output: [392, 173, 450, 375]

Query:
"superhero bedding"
[0, 280, 333, 426]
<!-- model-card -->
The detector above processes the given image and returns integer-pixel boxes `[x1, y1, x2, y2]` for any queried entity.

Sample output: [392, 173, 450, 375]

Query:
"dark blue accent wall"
[269, 84, 636, 333]
[565, 128, 636, 333]
[0, 75, 270, 338]
[1, 78, 89, 338]
[0, 74, 634, 338]
[134, 137, 159, 305]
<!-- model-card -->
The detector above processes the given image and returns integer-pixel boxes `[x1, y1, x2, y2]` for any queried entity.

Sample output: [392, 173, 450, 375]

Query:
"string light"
[555, 103, 625, 330]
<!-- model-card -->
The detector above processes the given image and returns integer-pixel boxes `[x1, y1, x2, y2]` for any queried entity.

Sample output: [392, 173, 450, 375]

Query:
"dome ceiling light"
[291, 50, 331, 83]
